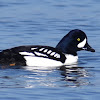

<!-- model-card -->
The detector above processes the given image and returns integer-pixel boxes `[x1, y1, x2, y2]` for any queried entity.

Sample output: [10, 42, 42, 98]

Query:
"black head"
[56, 29, 95, 55]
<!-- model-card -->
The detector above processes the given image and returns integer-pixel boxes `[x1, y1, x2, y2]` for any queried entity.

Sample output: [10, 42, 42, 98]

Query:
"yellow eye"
[77, 38, 80, 41]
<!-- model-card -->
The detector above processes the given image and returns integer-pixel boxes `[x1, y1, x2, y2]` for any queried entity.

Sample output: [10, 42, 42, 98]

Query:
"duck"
[0, 29, 95, 67]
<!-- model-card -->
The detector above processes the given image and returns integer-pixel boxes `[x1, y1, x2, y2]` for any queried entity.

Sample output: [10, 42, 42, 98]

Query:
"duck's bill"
[82, 43, 95, 52]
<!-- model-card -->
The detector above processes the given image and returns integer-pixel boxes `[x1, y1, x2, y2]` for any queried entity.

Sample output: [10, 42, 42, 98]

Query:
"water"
[0, 0, 100, 99]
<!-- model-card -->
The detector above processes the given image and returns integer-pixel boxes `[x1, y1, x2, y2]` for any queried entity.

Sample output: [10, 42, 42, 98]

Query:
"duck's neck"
[56, 36, 77, 56]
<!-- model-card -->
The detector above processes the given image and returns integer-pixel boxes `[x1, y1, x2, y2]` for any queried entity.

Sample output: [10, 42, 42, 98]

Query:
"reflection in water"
[22, 64, 92, 88]
[0, 64, 92, 88]
[59, 64, 91, 87]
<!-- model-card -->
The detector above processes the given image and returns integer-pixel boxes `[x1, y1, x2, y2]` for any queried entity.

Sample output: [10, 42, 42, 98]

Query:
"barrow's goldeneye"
[0, 29, 95, 67]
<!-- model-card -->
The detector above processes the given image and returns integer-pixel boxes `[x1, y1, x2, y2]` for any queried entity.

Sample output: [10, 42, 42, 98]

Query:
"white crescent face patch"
[77, 38, 87, 48]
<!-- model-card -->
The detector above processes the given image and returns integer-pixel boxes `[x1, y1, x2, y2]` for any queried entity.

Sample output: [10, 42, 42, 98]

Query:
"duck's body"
[0, 45, 78, 67]
[0, 29, 95, 67]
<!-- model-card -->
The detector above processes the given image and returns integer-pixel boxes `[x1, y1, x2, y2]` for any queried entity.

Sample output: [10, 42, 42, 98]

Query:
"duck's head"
[56, 29, 95, 55]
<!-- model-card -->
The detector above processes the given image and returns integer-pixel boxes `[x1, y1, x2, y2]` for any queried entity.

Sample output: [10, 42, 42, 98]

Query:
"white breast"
[64, 54, 78, 65]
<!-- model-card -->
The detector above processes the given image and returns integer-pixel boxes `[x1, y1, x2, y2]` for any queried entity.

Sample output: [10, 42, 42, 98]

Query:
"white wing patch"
[19, 52, 35, 56]
[50, 52, 55, 56]
[31, 48, 37, 50]
[54, 53, 60, 58]
[39, 48, 44, 51]
[47, 50, 52, 54]
[19, 51, 48, 57]
[77, 38, 86, 48]
[19, 50, 60, 59]
[34, 51, 48, 57]
[43, 49, 48, 53]
[38, 48, 60, 59]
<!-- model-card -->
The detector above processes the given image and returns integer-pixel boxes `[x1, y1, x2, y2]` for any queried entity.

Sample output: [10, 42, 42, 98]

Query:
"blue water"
[0, 0, 100, 100]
